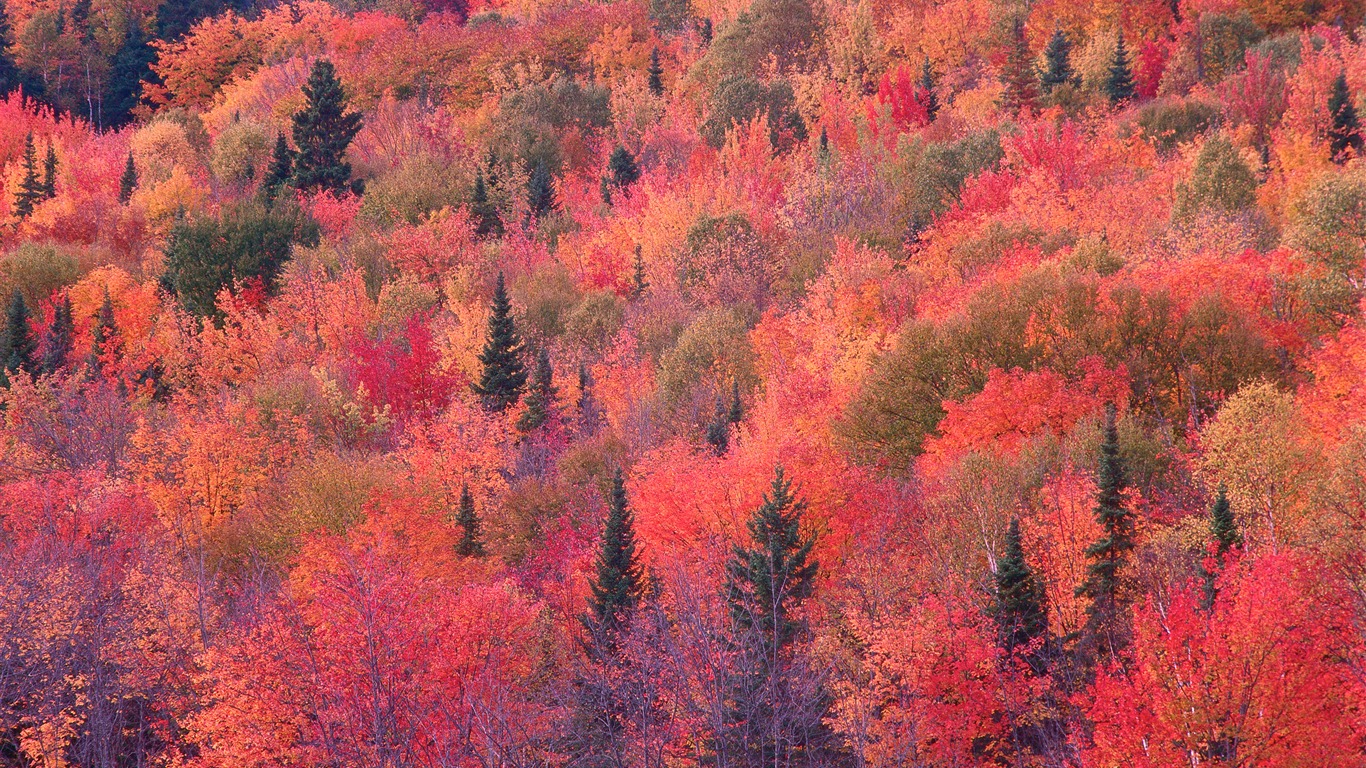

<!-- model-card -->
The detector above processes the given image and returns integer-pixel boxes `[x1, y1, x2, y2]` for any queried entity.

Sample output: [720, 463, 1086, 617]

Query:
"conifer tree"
[920, 56, 939, 120]
[1077, 404, 1133, 653]
[705, 394, 730, 455]
[263, 132, 293, 204]
[727, 467, 818, 651]
[472, 169, 502, 238]
[1104, 33, 1136, 106]
[994, 518, 1048, 655]
[472, 272, 527, 412]
[41, 295, 73, 374]
[118, 153, 138, 203]
[290, 58, 362, 194]
[455, 483, 485, 558]
[0, 1, 21, 96]
[817, 126, 829, 156]
[1201, 486, 1241, 609]
[1041, 29, 1074, 91]
[602, 145, 640, 205]
[516, 347, 556, 433]
[106, 22, 155, 128]
[527, 160, 557, 220]
[584, 469, 644, 644]
[577, 362, 603, 436]
[647, 47, 664, 96]
[88, 289, 118, 371]
[698, 17, 713, 45]
[630, 245, 648, 299]
[13, 133, 42, 219]
[41, 143, 56, 200]
[727, 379, 744, 426]
[1003, 20, 1037, 114]
[1328, 71, 1363, 162]
[1, 291, 36, 381]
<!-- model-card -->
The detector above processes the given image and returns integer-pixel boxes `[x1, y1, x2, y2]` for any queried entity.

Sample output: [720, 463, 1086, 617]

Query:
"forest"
[0, 0, 1365, 765]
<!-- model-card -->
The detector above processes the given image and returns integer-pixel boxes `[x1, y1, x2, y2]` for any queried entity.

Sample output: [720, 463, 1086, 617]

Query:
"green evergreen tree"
[1104, 32, 1136, 106]
[13, 133, 42, 219]
[994, 518, 1048, 654]
[630, 244, 649, 299]
[263, 132, 293, 204]
[698, 17, 713, 45]
[727, 466, 818, 650]
[40, 295, 73, 374]
[1200, 486, 1241, 609]
[1041, 29, 1075, 91]
[1002, 20, 1037, 114]
[471, 169, 503, 238]
[472, 272, 527, 412]
[920, 56, 939, 120]
[705, 394, 730, 455]
[454, 483, 486, 558]
[105, 22, 156, 128]
[647, 47, 665, 96]
[607, 145, 640, 189]
[584, 469, 645, 645]
[516, 347, 557, 433]
[1328, 71, 1363, 162]
[0, 1, 22, 96]
[1, 290, 36, 381]
[1076, 404, 1134, 654]
[527, 160, 557, 220]
[290, 58, 362, 194]
[727, 379, 744, 425]
[40, 143, 56, 199]
[87, 289, 118, 371]
[118, 153, 138, 203]
[817, 126, 829, 156]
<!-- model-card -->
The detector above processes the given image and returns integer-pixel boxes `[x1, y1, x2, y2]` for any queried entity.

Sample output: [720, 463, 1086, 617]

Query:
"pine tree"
[41, 295, 73, 374]
[607, 145, 640, 189]
[584, 469, 644, 645]
[106, 22, 156, 128]
[1041, 29, 1075, 91]
[1104, 33, 1136, 106]
[455, 483, 486, 558]
[0, 0, 20, 96]
[1328, 71, 1363, 162]
[527, 160, 557, 220]
[118, 153, 138, 203]
[88, 289, 118, 371]
[41, 143, 56, 199]
[817, 126, 829, 156]
[727, 467, 818, 648]
[647, 47, 664, 96]
[290, 58, 362, 194]
[1201, 486, 1241, 609]
[263, 132, 293, 204]
[1077, 404, 1134, 652]
[630, 244, 648, 299]
[13, 133, 42, 219]
[920, 56, 939, 120]
[994, 518, 1048, 654]
[1, 291, 36, 381]
[1003, 21, 1037, 114]
[472, 169, 502, 238]
[516, 347, 557, 433]
[705, 394, 730, 455]
[727, 379, 744, 425]
[472, 272, 527, 412]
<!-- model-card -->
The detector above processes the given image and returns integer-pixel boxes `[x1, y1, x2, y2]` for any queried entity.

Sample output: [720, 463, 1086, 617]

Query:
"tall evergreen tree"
[630, 244, 648, 299]
[472, 272, 527, 412]
[290, 58, 362, 194]
[1104, 33, 1136, 105]
[1, 290, 36, 381]
[1328, 71, 1363, 162]
[601, 145, 640, 205]
[1002, 20, 1038, 114]
[41, 295, 73, 374]
[1201, 486, 1241, 609]
[106, 22, 156, 128]
[994, 518, 1048, 655]
[13, 133, 42, 219]
[920, 56, 939, 120]
[1041, 29, 1075, 91]
[516, 347, 557, 433]
[527, 160, 557, 220]
[263, 132, 293, 204]
[471, 169, 503, 238]
[41, 143, 56, 199]
[727, 379, 744, 426]
[705, 394, 730, 455]
[454, 483, 486, 558]
[647, 47, 664, 96]
[584, 469, 644, 645]
[577, 362, 603, 436]
[0, 1, 20, 96]
[1077, 404, 1134, 654]
[88, 289, 118, 371]
[118, 153, 138, 203]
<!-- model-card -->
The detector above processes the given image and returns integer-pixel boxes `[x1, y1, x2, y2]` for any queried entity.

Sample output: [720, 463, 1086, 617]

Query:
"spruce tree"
[88, 288, 119, 371]
[263, 132, 293, 204]
[1077, 405, 1134, 651]
[629, 244, 648, 299]
[472, 272, 527, 412]
[727, 467, 818, 650]
[1041, 29, 1074, 91]
[13, 133, 42, 219]
[1003, 20, 1038, 114]
[727, 379, 744, 426]
[607, 145, 640, 189]
[1104, 33, 1136, 106]
[994, 518, 1048, 654]
[647, 47, 664, 96]
[577, 362, 603, 436]
[0, 1, 21, 96]
[41, 143, 56, 200]
[527, 160, 557, 220]
[1, 291, 36, 380]
[516, 347, 556, 433]
[920, 56, 939, 120]
[471, 169, 503, 238]
[106, 22, 155, 128]
[1328, 71, 1363, 162]
[290, 58, 362, 194]
[584, 469, 644, 644]
[118, 153, 138, 203]
[1200, 486, 1241, 609]
[705, 394, 730, 455]
[818, 126, 829, 156]
[455, 483, 486, 558]
[41, 295, 73, 375]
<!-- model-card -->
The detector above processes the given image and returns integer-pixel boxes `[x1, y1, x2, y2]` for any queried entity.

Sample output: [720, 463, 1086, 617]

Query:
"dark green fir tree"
[472, 169, 503, 238]
[41, 295, 73, 374]
[263, 132, 294, 204]
[1, 290, 36, 382]
[472, 272, 527, 412]
[647, 47, 665, 96]
[727, 379, 744, 426]
[1328, 71, 1363, 162]
[1200, 486, 1241, 609]
[0, 0, 21, 96]
[527, 160, 557, 220]
[994, 518, 1048, 655]
[920, 56, 939, 120]
[88, 289, 119, 371]
[630, 244, 648, 299]
[290, 58, 362, 194]
[13, 133, 42, 219]
[516, 347, 557, 433]
[1104, 33, 1136, 106]
[1003, 20, 1037, 114]
[726, 466, 817, 650]
[455, 483, 486, 558]
[1041, 29, 1075, 91]
[1076, 404, 1134, 655]
[41, 143, 56, 199]
[583, 469, 645, 645]
[705, 394, 730, 455]
[118, 153, 138, 203]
